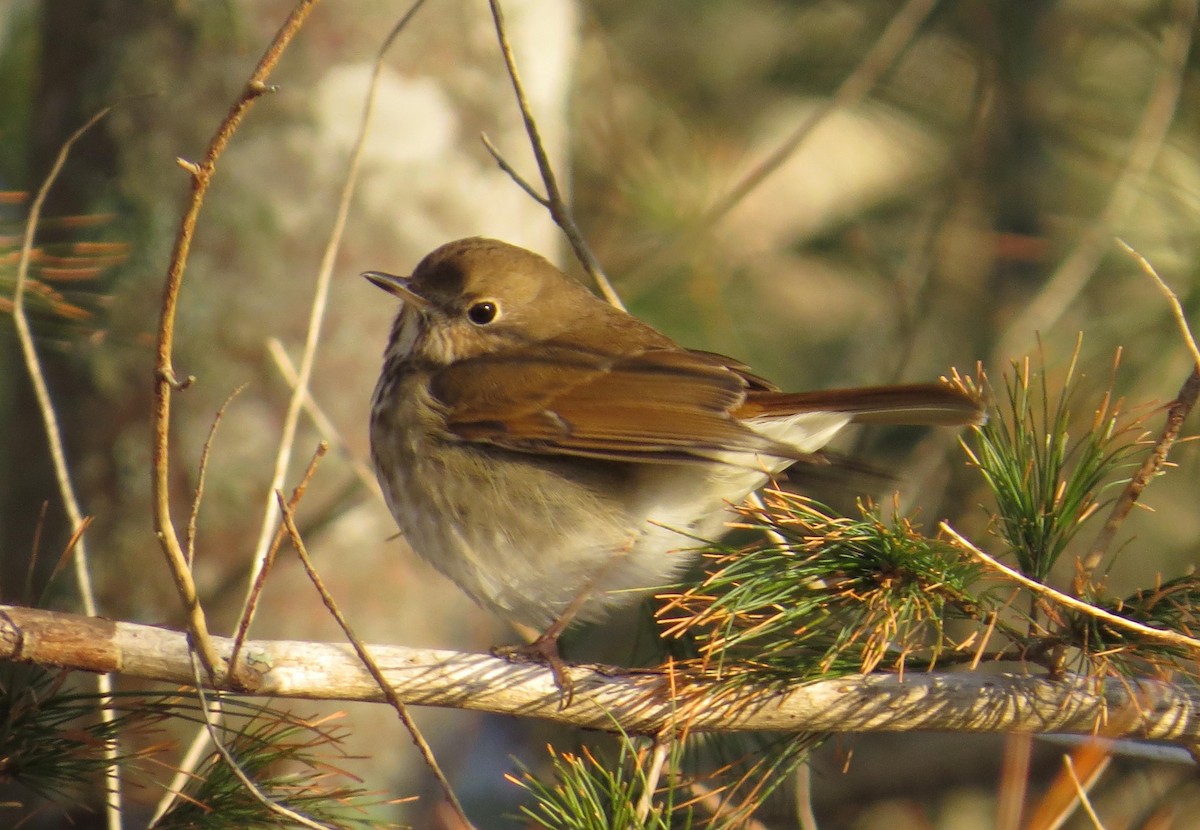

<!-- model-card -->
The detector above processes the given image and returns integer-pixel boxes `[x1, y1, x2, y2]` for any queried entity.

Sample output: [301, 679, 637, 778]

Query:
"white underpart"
[704, 410, 854, 470]
[749, 410, 854, 453]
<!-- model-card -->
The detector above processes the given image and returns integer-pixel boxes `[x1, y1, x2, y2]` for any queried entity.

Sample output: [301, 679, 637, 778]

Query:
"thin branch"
[1079, 241, 1200, 582]
[147, 720, 214, 828]
[1119, 240, 1200, 372]
[153, 0, 321, 682]
[276, 486, 473, 828]
[228, 441, 327, 687]
[485, 0, 625, 310]
[7, 605, 1200, 743]
[239, 0, 426, 632]
[1063, 756, 1106, 830]
[996, 733, 1032, 830]
[480, 132, 550, 206]
[188, 654, 336, 830]
[635, 735, 671, 823]
[186, 384, 247, 566]
[941, 523, 1200, 654]
[997, 0, 1199, 360]
[12, 106, 122, 830]
[156, 421, 316, 827]
[794, 762, 819, 830]
[265, 338, 382, 501]
[12, 112, 108, 617]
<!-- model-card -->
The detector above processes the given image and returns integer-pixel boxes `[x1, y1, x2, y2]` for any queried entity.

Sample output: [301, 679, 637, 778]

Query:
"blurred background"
[2, 0, 1200, 827]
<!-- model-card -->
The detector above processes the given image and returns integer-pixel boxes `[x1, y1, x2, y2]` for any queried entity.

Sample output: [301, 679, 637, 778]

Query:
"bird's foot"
[493, 634, 575, 707]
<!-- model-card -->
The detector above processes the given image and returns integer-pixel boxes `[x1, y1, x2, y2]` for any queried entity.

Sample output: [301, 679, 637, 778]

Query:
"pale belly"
[372, 431, 771, 629]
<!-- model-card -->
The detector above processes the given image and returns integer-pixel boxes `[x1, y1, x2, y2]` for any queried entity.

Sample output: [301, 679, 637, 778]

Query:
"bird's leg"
[496, 537, 639, 706]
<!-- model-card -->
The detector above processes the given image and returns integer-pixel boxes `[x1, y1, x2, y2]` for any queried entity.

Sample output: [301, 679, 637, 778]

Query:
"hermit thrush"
[366, 237, 982, 671]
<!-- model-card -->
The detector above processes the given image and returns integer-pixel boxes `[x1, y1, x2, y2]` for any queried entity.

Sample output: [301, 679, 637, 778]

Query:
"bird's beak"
[362, 271, 431, 309]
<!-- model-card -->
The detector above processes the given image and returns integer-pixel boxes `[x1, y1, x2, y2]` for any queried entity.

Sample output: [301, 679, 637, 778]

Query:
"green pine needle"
[0, 665, 169, 805]
[156, 705, 398, 830]
[956, 349, 1148, 581]
[509, 739, 690, 830]
[658, 493, 985, 684]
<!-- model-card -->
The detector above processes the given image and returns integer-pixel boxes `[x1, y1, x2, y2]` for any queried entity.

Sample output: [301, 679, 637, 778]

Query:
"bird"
[365, 236, 983, 681]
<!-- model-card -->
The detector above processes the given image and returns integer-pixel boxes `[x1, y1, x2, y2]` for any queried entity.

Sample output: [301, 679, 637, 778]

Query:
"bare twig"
[228, 442, 327, 686]
[265, 338, 382, 500]
[188, 654, 336, 830]
[794, 762, 819, 830]
[239, 0, 427, 632]
[24, 502, 49, 605]
[1079, 242, 1200, 583]
[153, 0, 321, 682]
[1063, 756, 1107, 830]
[156, 432, 323, 826]
[275, 484, 473, 828]
[995, 733, 1032, 830]
[480, 132, 550, 207]
[485, 0, 625, 310]
[186, 384, 247, 566]
[636, 735, 672, 823]
[1119, 240, 1200, 371]
[12, 106, 122, 830]
[997, 0, 1199, 360]
[13, 112, 108, 616]
[942, 523, 1200, 654]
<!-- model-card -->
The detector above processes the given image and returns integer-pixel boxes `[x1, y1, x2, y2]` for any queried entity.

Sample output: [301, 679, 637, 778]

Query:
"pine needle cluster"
[0, 665, 167, 806]
[656, 351, 1180, 688]
[155, 705, 397, 830]
[0, 665, 397, 828]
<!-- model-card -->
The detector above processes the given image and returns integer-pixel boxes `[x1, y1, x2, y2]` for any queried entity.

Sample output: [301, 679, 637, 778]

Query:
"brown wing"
[429, 345, 806, 463]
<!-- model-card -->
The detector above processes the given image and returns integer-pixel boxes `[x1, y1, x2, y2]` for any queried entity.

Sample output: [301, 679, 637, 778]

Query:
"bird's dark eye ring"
[467, 301, 499, 325]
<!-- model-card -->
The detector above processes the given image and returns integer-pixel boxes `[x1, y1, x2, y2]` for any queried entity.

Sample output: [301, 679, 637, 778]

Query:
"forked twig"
[942, 523, 1200, 654]
[275, 487, 473, 828]
[153, 0, 321, 681]
[480, 132, 549, 207]
[1079, 241, 1200, 583]
[485, 0, 625, 310]
[12, 106, 123, 830]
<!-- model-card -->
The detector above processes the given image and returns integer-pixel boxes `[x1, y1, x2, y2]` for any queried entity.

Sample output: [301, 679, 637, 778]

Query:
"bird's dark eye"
[467, 301, 499, 325]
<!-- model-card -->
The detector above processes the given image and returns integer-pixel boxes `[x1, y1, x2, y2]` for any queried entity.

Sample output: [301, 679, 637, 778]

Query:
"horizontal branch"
[2, 605, 1197, 742]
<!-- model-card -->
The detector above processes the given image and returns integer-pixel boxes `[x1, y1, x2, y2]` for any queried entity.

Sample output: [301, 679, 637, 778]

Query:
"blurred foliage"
[0, 190, 123, 349]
